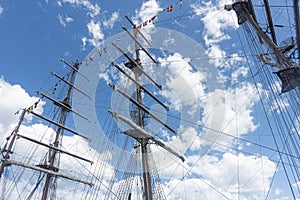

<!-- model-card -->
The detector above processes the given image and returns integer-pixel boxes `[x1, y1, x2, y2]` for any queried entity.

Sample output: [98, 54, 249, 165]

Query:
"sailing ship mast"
[109, 17, 184, 199]
[0, 109, 26, 177]
[0, 59, 93, 199]
[41, 59, 80, 200]
[225, 1, 300, 198]
[293, 0, 300, 64]
[225, 1, 300, 93]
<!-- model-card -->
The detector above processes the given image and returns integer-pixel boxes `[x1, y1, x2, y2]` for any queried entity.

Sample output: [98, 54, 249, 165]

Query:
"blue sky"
[0, 0, 299, 199]
[0, 0, 193, 94]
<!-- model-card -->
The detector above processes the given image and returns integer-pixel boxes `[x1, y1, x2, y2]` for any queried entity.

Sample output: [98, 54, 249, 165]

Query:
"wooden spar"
[3, 159, 93, 186]
[243, 6, 291, 67]
[36, 90, 90, 122]
[28, 110, 91, 141]
[247, 0, 263, 43]
[122, 26, 157, 64]
[60, 58, 89, 81]
[111, 42, 162, 90]
[263, 0, 277, 45]
[293, 0, 300, 65]
[125, 15, 151, 46]
[110, 84, 177, 135]
[16, 133, 93, 164]
[109, 110, 184, 162]
[51, 72, 92, 100]
[111, 62, 169, 110]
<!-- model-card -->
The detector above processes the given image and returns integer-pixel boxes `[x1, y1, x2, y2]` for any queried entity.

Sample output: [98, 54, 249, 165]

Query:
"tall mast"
[225, 2, 291, 68]
[225, 1, 300, 93]
[109, 17, 184, 199]
[0, 108, 26, 177]
[41, 61, 79, 200]
[0, 60, 92, 199]
[132, 20, 153, 200]
[293, 0, 300, 64]
[263, 0, 277, 45]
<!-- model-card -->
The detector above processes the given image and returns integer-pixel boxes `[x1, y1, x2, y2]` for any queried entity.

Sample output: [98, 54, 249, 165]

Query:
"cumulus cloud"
[0, 78, 114, 199]
[191, 0, 237, 44]
[156, 53, 206, 114]
[0, 77, 45, 139]
[86, 20, 104, 47]
[135, 0, 162, 22]
[178, 152, 277, 199]
[133, 0, 162, 41]
[200, 82, 260, 153]
[191, 0, 239, 69]
[152, 152, 276, 200]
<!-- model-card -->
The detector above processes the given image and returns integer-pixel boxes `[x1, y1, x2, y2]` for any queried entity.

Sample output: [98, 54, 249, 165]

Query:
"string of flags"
[14, 73, 71, 115]
[8, 2, 184, 144]
[77, 1, 183, 67]
[137, 0, 183, 29]
[81, 46, 109, 66]
[85, 37, 128, 65]
[14, 97, 42, 115]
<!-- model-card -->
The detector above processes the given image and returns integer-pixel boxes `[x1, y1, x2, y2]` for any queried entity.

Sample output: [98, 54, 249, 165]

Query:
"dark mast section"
[0, 59, 93, 200]
[225, 1, 300, 93]
[41, 59, 80, 200]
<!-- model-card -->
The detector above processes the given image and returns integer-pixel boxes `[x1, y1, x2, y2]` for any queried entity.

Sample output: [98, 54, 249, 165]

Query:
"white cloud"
[60, 0, 100, 18]
[179, 152, 276, 199]
[58, 0, 103, 49]
[103, 11, 119, 29]
[81, 36, 87, 49]
[135, 0, 162, 22]
[191, 0, 237, 43]
[191, 0, 239, 69]
[158, 53, 206, 112]
[86, 20, 104, 47]
[58, 14, 73, 27]
[0, 77, 116, 199]
[200, 82, 260, 152]
[0, 77, 45, 140]
[133, 0, 163, 41]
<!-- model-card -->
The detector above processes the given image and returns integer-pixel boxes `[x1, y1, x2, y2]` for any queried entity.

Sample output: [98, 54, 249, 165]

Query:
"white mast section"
[16, 133, 93, 164]
[110, 84, 177, 135]
[28, 110, 91, 141]
[3, 159, 93, 186]
[109, 110, 184, 162]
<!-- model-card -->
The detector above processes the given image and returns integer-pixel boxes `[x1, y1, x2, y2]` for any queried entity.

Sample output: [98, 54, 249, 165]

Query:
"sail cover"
[275, 67, 300, 93]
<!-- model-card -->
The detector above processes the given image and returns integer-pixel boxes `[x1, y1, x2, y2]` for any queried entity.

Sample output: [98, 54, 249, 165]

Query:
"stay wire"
[242, 20, 297, 199]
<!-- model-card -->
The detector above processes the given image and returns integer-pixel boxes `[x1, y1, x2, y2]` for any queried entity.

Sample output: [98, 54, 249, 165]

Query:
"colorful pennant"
[137, 0, 183, 29]
[167, 5, 173, 12]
